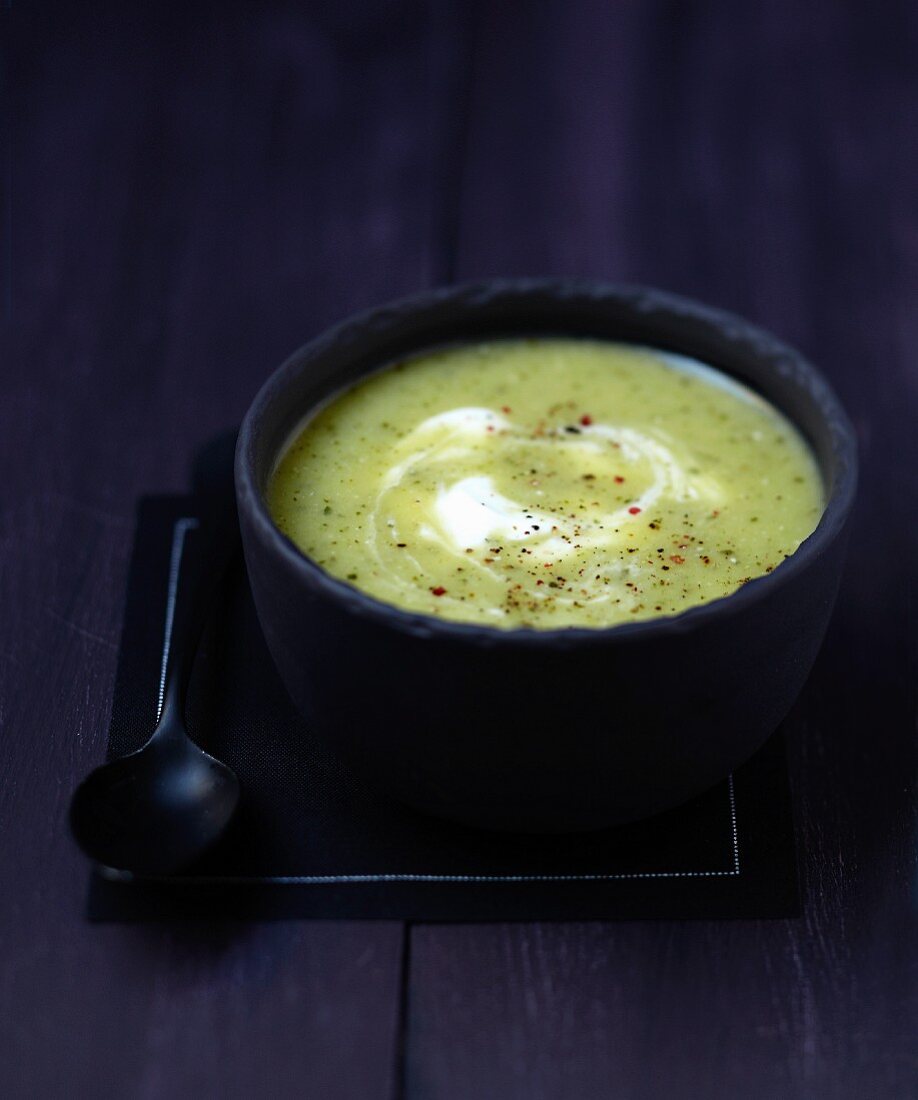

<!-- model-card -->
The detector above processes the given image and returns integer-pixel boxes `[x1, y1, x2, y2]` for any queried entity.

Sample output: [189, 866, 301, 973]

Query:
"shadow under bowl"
[235, 281, 857, 832]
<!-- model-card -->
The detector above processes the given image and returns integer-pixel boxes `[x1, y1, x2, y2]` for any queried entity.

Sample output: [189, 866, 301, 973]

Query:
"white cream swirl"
[366, 406, 722, 606]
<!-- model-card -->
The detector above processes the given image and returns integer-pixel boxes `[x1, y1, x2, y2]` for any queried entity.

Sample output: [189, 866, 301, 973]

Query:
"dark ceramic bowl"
[235, 281, 857, 832]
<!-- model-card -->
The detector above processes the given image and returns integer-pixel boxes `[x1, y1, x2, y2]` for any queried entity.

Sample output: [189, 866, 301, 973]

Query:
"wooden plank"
[0, 2, 468, 1095]
[406, 1, 918, 1097]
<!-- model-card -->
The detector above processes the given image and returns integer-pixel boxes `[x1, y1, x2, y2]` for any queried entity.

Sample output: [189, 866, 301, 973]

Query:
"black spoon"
[71, 434, 241, 875]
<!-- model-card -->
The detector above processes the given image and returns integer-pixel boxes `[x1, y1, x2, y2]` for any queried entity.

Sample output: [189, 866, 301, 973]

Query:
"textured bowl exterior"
[236, 282, 857, 831]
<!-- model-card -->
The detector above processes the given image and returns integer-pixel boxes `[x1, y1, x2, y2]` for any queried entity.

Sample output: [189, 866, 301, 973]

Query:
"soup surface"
[268, 339, 824, 629]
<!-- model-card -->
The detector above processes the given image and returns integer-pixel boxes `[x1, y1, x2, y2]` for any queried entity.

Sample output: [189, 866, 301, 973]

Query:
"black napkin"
[87, 496, 800, 921]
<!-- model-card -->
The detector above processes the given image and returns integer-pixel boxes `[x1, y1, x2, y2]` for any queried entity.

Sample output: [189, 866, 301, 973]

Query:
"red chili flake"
[536, 579, 544, 585]
[628, 506, 642, 515]
[501, 405, 512, 414]
[430, 586, 447, 597]
[614, 475, 625, 484]
[486, 425, 495, 432]
[670, 554, 685, 564]
[579, 414, 593, 426]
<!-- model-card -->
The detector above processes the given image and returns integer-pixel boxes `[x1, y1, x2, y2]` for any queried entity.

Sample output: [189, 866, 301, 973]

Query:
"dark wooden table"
[3, 2, 917, 1096]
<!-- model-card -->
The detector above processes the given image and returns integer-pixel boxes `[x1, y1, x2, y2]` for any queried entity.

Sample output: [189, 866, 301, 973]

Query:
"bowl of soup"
[235, 281, 857, 831]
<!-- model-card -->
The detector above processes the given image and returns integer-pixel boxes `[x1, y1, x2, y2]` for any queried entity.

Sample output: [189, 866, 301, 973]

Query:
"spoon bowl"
[70, 722, 240, 875]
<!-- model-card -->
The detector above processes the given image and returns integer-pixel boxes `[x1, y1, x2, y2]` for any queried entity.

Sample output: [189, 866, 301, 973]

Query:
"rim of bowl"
[236, 279, 858, 647]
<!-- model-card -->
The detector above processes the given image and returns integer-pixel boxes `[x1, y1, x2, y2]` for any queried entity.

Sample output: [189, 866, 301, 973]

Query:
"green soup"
[268, 339, 824, 629]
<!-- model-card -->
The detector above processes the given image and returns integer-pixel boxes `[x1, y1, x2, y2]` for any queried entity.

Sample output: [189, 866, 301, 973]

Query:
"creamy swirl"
[366, 406, 723, 612]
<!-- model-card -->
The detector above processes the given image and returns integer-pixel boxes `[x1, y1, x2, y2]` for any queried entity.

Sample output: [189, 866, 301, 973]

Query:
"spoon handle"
[157, 434, 240, 731]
